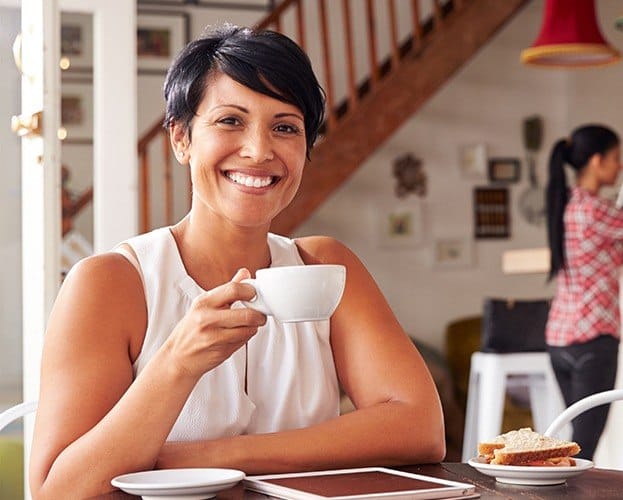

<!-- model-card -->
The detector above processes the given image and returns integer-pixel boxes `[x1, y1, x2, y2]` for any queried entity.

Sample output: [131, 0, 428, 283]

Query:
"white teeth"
[226, 171, 273, 188]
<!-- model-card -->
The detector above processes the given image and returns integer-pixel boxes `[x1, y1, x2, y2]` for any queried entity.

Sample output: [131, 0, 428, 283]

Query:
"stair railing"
[137, 0, 462, 233]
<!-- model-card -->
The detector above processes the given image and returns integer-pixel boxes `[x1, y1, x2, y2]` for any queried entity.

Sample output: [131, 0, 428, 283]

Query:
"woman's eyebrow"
[212, 104, 248, 113]
[275, 112, 304, 122]
[212, 104, 303, 122]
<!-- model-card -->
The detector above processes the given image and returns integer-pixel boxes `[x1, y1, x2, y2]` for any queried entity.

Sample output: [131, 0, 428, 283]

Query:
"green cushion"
[0, 437, 24, 500]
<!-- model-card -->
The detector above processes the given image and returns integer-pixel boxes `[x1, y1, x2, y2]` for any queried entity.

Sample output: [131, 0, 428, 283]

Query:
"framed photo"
[377, 205, 423, 249]
[138, 1, 186, 4]
[196, 0, 274, 8]
[433, 237, 474, 270]
[488, 158, 521, 184]
[473, 187, 510, 239]
[137, 11, 190, 74]
[458, 143, 487, 179]
[61, 82, 93, 143]
[138, 0, 274, 8]
[61, 12, 93, 73]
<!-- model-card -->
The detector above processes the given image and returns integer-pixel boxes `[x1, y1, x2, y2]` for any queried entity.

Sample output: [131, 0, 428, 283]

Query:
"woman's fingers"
[193, 271, 257, 311]
[165, 268, 266, 377]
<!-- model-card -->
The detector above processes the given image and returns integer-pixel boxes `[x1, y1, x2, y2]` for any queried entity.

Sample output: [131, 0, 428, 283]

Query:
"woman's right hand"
[163, 268, 266, 380]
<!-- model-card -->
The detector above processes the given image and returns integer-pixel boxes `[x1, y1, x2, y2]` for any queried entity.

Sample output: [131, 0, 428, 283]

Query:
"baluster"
[433, 0, 443, 29]
[140, 150, 150, 233]
[162, 132, 173, 226]
[411, 0, 423, 48]
[295, 0, 305, 51]
[365, 0, 378, 86]
[388, 0, 400, 69]
[318, 0, 336, 129]
[341, 0, 358, 112]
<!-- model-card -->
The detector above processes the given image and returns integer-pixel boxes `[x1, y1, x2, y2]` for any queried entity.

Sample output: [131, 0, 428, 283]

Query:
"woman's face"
[598, 145, 622, 186]
[173, 72, 307, 230]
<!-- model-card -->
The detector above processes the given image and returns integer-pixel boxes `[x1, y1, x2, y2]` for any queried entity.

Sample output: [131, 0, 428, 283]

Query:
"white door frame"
[18, 1, 136, 496]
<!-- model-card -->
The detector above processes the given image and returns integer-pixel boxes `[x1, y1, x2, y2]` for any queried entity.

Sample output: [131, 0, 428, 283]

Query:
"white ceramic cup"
[241, 264, 346, 323]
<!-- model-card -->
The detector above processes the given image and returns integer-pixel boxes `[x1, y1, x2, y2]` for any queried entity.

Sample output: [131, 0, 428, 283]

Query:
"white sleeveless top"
[118, 228, 339, 441]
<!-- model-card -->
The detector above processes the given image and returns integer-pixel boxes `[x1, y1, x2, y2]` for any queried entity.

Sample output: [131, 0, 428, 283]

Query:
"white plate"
[111, 468, 245, 500]
[467, 457, 593, 485]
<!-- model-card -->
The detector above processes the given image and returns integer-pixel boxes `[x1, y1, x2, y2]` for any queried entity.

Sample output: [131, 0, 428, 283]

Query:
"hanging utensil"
[518, 115, 546, 226]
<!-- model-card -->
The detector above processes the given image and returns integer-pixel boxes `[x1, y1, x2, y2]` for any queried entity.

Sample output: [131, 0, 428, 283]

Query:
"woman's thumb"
[231, 268, 251, 282]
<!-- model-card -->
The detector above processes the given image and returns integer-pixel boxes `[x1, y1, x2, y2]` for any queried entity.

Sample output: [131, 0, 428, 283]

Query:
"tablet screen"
[244, 467, 477, 500]
[264, 471, 446, 496]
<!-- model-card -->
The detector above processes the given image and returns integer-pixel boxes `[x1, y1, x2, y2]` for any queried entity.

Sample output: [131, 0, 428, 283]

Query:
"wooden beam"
[270, 0, 529, 235]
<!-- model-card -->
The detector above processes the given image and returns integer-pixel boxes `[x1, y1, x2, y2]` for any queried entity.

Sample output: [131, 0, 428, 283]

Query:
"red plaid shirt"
[546, 187, 623, 346]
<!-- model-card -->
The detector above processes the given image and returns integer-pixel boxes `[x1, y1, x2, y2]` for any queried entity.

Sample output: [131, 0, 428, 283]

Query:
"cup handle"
[240, 278, 271, 315]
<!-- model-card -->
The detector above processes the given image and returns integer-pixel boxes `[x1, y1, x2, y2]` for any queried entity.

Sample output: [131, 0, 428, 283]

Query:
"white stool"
[461, 351, 565, 461]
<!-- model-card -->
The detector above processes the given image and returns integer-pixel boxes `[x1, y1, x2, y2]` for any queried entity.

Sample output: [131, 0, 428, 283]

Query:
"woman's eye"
[275, 123, 301, 135]
[218, 117, 241, 126]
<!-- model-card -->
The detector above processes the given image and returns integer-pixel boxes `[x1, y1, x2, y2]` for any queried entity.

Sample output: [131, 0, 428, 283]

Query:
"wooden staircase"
[138, 0, 529, 235]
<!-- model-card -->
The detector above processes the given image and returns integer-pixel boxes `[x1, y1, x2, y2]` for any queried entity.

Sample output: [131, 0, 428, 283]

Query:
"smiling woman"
[28, 24, 445, 499]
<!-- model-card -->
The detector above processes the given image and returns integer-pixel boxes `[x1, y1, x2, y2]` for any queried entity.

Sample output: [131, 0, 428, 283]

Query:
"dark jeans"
[547, 335, 619, 460]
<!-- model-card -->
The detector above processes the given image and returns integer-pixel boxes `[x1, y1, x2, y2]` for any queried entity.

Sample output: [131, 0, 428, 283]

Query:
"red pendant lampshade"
[521, 0, 621, 67]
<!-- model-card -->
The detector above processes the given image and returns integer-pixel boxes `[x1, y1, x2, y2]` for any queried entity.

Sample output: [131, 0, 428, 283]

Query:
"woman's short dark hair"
[546, 124, 620, 280]
[163, 24, 325, 157]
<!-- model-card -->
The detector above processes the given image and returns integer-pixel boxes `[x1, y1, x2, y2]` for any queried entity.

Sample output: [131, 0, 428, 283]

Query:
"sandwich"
[477, 427, 580, 466]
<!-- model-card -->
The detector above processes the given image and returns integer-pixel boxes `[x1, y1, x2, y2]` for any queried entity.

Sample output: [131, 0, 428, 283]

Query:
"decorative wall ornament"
[392, 153, 427, 198]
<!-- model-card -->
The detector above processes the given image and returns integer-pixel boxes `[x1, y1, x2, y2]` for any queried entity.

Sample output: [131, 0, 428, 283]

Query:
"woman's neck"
[576, 172, 600, 195]
[170, 214, 272, 289]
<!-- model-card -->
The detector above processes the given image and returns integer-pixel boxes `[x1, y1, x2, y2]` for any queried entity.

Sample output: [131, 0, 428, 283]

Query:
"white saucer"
[111, 468, 245, 499]
[467, 457, 593, 485]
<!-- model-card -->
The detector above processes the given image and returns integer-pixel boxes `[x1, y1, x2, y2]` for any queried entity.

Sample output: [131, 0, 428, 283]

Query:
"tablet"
[243, 467, 478, 500]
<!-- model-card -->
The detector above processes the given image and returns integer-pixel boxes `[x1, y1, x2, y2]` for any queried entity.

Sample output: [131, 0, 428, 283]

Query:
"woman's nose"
[239, 130, 274, 162]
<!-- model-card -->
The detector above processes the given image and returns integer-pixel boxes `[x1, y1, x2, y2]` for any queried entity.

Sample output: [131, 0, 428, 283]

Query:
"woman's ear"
[170, 122, 190, 165]
[585, 152, 603, 178]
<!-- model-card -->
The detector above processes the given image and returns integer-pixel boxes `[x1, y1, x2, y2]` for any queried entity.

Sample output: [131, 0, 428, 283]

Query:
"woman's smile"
[223, 170, 279, 189]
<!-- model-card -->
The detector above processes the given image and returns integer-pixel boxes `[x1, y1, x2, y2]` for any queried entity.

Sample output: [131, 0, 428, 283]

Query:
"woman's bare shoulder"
[294, 235, 353, 264]
[61, 252, 143, 306]
[50, 251, 147, 358]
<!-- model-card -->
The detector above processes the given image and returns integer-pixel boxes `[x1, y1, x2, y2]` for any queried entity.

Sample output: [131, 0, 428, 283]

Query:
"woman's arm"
[156, 236, 445, 472]
[29, 256, 264, 499]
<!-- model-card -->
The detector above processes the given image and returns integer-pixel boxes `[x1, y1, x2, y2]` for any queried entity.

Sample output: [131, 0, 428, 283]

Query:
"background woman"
[29, 25, 444, 499]
[545, 124, 622, 460]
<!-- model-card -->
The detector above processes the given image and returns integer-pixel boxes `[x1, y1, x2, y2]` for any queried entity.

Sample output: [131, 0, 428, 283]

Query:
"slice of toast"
[478, 428, 581, 465]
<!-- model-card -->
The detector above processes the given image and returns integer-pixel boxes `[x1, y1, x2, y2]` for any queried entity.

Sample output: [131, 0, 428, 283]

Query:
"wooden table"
[92, 462, 623, 499]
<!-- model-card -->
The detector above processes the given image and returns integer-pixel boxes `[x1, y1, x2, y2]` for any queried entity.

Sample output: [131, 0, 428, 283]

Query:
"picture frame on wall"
[473, 187, 510, 238]
[137, 11, 190, 74]
[137, 0, 186, 4]
[61, 12, 93, 73]
[377, 205, 424, 249]
[433, 237, 474, 270]
[137, 0, 274, 8]
[458, 143, 487, 179]
[488, 158, 521, 184]
[196, 0, 273, 8]
[61, 82, 93, 143]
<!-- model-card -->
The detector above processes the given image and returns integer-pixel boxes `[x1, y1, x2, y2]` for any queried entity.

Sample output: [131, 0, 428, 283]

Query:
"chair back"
[0, 400, 37, 500]
[0, 401, 38, 433]
[545, 389, 623, 438]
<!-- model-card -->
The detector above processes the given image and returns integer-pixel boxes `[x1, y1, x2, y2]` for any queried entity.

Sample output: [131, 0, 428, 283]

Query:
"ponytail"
[546, 139, 569, 281]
